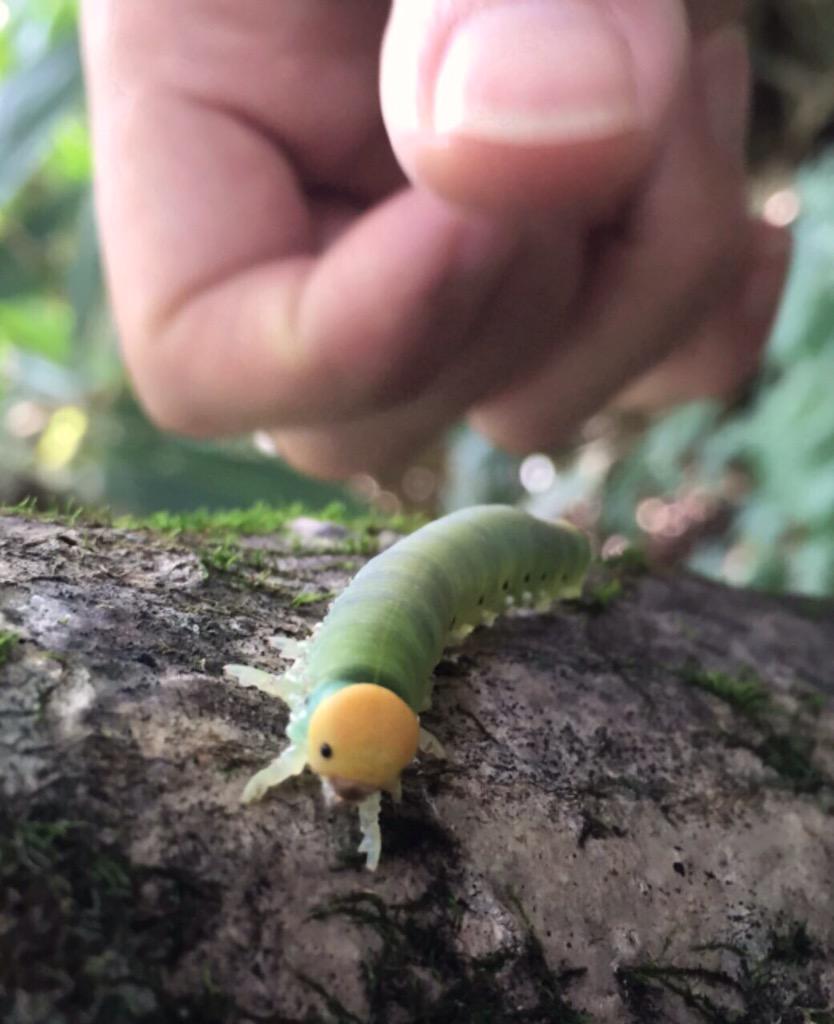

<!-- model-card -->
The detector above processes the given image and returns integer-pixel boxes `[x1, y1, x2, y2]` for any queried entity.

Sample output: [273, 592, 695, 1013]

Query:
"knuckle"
[684, 215, 742, 286]
[119, 292, 228, 439]
[125, 345, 211, 439]
[473, 412, 565, 458]
[671, 176, 748, 288]
[135, 384, 210, 439]
[272, 433, 357, 482]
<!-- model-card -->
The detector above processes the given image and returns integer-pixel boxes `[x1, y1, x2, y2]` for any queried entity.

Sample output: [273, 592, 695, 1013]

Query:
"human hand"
[82, 0, 789, 478]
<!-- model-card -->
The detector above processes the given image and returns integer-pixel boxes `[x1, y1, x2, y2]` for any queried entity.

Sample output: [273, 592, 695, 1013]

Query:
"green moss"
[684, 659, 831, 794]
[116, 500, 326, 537]
[1, 497, 428, 605]
[304, 880, 589, 1024]
[0, 496, 112, 528]
[799, 691, 828, 717]
[116, 500, 425, 542]
[0, 808, 228, 1024]
[754, 733, 824, 794]
[577, 810, 626, 848]
[111, 501, 426, 583]
[0, 630, 19, 666]
[616, 962, 742, 1022]
[0, 497, 337, 536]
[200, 541, 243, 573]
[577, 549, 648, 614]
[616, 921, 828, 1024]
[2, 495, 39, 517]
[2, 496, 426, 543]
[681, 665, 772, 719]
[579, 577, 623, 613]
[767, 923, 818, 965]
[602, 547, 649, 575]
[680, 661, 830, 795]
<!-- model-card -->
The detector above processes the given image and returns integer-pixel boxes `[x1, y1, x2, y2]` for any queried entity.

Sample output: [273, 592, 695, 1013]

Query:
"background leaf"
[0, 35, 81, 205]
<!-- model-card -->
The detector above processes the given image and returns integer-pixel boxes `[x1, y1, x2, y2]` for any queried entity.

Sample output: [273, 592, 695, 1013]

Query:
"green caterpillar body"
[306, 505, 590, 714]
[225, 505, 591, 869]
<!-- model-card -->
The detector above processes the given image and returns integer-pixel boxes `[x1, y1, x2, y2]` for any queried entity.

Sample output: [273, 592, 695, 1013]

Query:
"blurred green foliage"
[601, 155, 834, 596]
[2, 2, 834, 594]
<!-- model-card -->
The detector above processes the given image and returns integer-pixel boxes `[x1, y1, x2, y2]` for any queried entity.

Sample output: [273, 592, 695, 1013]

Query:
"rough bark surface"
[1, 511, 833, 1024]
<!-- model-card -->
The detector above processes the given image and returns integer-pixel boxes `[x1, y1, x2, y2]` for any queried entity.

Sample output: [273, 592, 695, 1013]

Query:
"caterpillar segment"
[225, 505, 591, 869]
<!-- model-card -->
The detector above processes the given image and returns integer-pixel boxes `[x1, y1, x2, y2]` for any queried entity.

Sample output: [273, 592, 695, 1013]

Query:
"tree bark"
[1, 510, 833, 1024]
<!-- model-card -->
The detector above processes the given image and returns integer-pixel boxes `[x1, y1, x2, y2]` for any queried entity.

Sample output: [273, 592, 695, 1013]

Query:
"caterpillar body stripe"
[225, 505, 591, 869]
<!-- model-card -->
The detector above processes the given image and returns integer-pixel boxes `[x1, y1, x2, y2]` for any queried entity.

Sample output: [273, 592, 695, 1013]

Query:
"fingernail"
[432, 1, 639, 144]
[698, 27, 750, 160]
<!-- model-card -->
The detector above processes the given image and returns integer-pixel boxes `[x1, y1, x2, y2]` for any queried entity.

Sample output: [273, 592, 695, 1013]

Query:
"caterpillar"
[225, 504, 591, 869]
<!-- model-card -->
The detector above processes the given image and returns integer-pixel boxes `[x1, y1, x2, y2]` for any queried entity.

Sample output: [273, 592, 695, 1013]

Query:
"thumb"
[381, 0, 690, 213]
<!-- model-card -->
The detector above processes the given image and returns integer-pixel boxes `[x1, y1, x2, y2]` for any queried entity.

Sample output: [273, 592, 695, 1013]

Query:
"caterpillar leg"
[241, 743, 307, 804]
[449, 623, 476, 644]
[224, 663, 312, 704]
[357, 792, 382, 871]
[267, 633, 307, 657]
[417, 678, 437, 713]
[225, 664, 295, 700]
[419, 727, 446, 759]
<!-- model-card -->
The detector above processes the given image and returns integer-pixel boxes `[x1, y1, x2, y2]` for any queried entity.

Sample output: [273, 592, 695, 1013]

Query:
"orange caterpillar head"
[307, 684, 419, 802]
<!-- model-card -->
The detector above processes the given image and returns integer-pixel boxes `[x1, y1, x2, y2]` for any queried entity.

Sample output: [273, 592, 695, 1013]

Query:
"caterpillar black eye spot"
[320, 743, 333, 759]
[523, 573, 531, 583]
[478, 595, 485, 606]
[502, 580, 509, 591]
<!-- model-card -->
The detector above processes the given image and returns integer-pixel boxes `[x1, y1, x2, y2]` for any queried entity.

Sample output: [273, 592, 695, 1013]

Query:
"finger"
[470, 27, 753, 452]
[685, 0, 746, 35]
[118, 184, 521, 436]
[380, 0, 689, 212]
[268, 403, 444, 482]
[615, 220, 791, 410]
[275, 221, 789, 483]
[269, 223, 587, 479]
